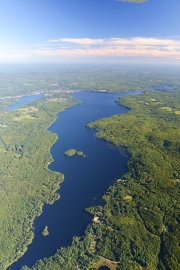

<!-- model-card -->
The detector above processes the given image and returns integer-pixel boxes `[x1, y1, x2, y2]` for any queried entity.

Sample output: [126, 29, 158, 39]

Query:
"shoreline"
[7, 96, 80, 269]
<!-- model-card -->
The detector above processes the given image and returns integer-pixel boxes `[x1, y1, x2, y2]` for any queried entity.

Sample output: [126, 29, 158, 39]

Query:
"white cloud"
[48, 38, 104, 45]
[1, 37, 180, 63]
[47, 37, 180, 48]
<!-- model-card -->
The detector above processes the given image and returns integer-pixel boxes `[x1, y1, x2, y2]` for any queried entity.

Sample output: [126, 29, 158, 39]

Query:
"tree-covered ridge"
[25, 89, 180, 270]
[0, 93, 79, 269]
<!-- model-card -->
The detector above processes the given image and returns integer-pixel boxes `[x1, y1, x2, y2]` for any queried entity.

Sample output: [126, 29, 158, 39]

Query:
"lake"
[7, 94, 43, 111]
[9, 91, 140, 269]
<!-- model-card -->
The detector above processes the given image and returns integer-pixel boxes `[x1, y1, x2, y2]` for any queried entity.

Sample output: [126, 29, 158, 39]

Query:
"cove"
[7, 94, 43, 111]
[9, 91, 140, 270]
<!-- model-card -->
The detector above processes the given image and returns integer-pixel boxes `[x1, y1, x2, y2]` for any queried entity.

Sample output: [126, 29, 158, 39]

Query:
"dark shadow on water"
[98, 267, 111, 270]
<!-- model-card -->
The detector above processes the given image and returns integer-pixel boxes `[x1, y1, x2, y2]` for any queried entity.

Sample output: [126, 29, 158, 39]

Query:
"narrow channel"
[9, 91, 140, 270]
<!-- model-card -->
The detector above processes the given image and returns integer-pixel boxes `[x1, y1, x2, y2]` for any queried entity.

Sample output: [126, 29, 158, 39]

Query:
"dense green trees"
[0, 93, 79, 269]
[42, 226, 49, 237]
[26, 89, 180, 270]
[64, 149, 76, 156]
[86, 89, 180, 269]
[1, 65, 180, 269]
[64, 149, 85, 157]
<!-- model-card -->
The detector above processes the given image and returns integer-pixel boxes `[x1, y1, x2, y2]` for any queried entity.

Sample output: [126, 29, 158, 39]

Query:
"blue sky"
[0, 0, 180, 63]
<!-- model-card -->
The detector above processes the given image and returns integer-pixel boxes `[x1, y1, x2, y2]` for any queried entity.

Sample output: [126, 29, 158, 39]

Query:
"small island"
[76, 151, 84, 156]
[42, 226, 49, 236]
[64, 149, 76, 156]
[64, 149, 85, 157]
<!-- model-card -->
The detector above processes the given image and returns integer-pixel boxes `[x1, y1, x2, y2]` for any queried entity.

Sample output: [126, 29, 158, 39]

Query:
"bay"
[7, 94, 43, 111]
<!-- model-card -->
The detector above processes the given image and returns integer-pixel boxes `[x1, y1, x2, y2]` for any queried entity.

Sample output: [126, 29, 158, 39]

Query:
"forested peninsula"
[21, 89, 180, 270]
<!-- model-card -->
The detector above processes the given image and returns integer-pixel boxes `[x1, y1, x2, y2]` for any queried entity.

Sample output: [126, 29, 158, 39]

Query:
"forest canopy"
[22, 89, 180, 270]
[0, 65, 180, 270]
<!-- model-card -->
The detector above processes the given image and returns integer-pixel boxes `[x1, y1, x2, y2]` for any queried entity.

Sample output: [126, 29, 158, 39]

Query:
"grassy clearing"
[159, 106, 172, 111]
[13, 115, 37, 121]
[91, 258, 117, 270]
[123, 195, 132, 201]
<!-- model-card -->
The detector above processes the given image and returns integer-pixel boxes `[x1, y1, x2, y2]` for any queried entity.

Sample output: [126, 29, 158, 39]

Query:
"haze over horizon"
[0, 0, 180, 64]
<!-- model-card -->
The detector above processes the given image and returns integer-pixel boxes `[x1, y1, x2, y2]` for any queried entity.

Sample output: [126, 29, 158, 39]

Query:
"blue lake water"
[9, 91, 140, 270]
[7, 94, 43, 111]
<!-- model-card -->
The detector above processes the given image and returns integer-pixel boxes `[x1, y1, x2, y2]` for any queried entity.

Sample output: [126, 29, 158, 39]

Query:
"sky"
[0, 0, 180, 64]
